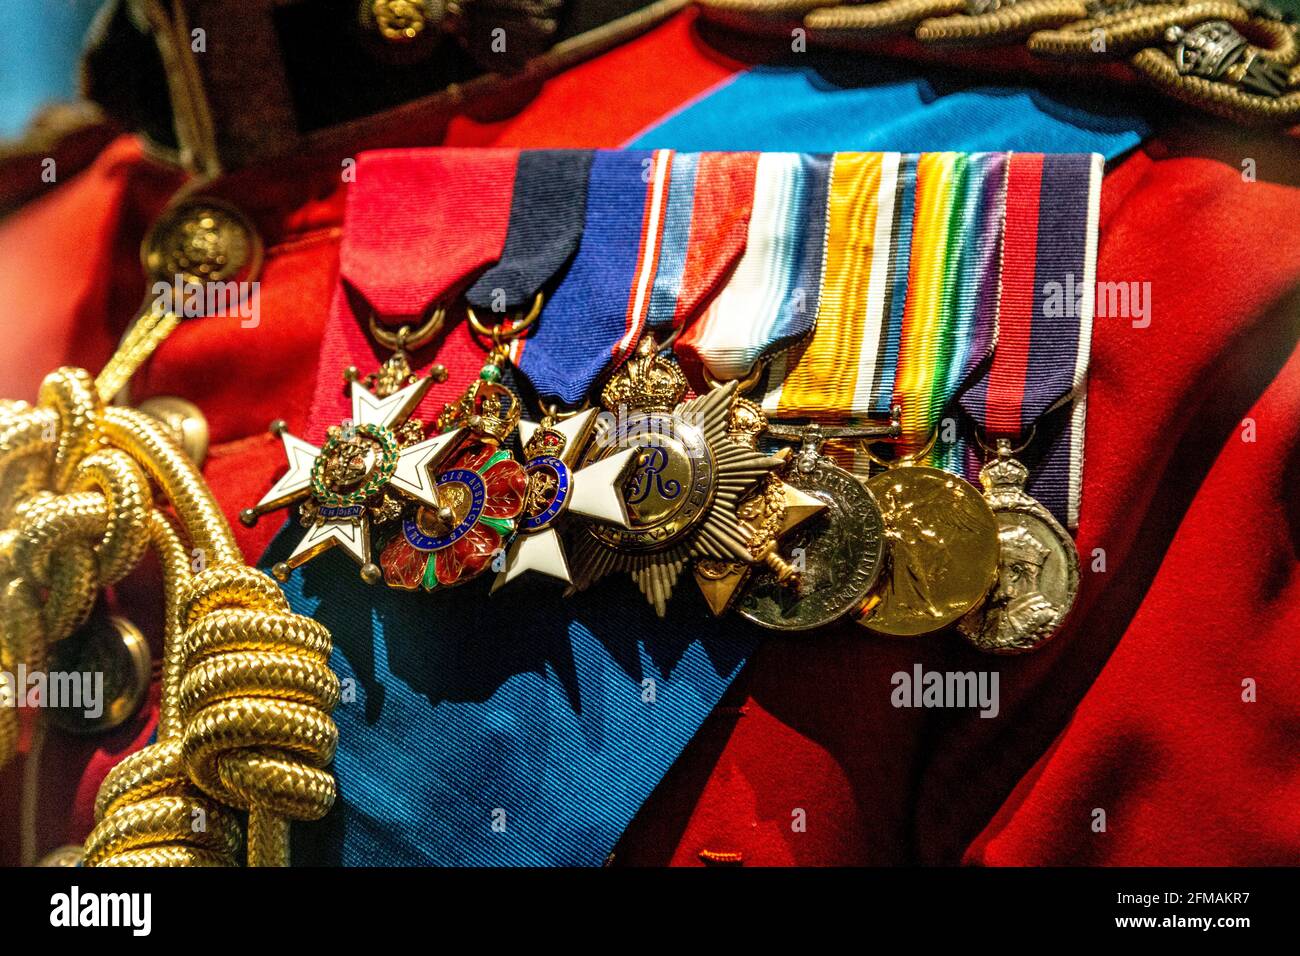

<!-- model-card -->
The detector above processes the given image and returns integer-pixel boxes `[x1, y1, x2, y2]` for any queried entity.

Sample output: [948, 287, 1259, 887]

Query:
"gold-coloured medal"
[860, 446, 1000, 638]
[692, 401, 830, 618]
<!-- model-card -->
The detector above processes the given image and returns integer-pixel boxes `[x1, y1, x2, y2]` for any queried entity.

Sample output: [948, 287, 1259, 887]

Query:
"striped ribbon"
[761, 151, 1099, 527]
[513, 149, 757, 405]
[762, 151, 1007, 455]
[960, 152, 1104, 528]
[646, 151, 758, 332]
[675, 152, 831, 383]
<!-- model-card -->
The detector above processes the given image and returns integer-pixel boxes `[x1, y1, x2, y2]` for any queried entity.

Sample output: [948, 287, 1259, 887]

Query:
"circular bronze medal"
[860, 465, 999, 637]
[957, 453, 1079, 654]
[736, 458, 886, 631]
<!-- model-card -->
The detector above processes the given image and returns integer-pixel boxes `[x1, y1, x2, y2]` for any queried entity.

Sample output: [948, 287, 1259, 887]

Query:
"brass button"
[137, 395, 210, 467]
[367, 0, 434, 42]
[38, 845, 85, 867]
[141, 197, 262, 287]
[45, 615, 152, 736]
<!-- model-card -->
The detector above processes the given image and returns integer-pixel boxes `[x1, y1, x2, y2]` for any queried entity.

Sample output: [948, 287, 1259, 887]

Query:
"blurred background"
[0, 0, 102, 139]
[4, 0, 1300, 142]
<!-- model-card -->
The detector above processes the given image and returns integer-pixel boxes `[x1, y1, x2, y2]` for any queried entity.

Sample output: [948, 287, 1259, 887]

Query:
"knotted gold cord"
[701, 0, 1300, 124]
[0, 357, 338, 866]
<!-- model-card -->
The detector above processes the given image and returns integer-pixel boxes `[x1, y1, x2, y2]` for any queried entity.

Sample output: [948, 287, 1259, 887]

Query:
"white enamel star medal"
[491, 408, 640, 592]
[241, 348, 463, 585]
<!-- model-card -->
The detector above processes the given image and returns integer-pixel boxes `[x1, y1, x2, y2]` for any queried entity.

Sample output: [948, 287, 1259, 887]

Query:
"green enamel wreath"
[310, 422, 400, 509]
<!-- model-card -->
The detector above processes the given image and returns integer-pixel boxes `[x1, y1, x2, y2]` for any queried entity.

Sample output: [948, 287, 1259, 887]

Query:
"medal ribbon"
[511, 149, 673, 405]
[646, 151, 759, 331]
[280, 145, 763, 869]
[762, 150, 1006, 448]
[466, 150, 595, 313]
[513, 149, 757, 405]
[311, 148, 518, 440]
[675, 152, 831, 383]
[960, 152, 1104, 528]
[760, 150, 1100, 526]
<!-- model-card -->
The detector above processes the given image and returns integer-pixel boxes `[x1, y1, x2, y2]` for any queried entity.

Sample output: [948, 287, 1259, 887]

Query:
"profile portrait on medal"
[958, 450, 1080, 654]
[980, 522, 1067, 651]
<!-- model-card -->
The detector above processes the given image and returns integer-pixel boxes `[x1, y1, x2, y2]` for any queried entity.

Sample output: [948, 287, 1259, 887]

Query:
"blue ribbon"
[515, 150, 660, 405]
[270, 530, 757, 866]
[466, 150, 594, 312]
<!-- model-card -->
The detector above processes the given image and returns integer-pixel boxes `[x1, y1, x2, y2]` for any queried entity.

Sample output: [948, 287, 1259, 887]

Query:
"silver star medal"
[242, 369, 463, 584]
[492, 407, 639, 591]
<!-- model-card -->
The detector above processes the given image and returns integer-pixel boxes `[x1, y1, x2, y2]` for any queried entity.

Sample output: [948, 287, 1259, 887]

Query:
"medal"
[491, 406, 641, 591]
[954, 154, 1102, 643]
[241, 317, 528, 589]
[565, 335, 786, 616]
[859, 435, 1001, 637]
[692, 401, 830, 618]
[727, 420, 897, 631]
[957, 437, 1080, 654]
[373, 339, 529, 590]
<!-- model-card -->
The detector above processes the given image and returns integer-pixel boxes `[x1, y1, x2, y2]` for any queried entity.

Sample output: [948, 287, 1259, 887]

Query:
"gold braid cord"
[0, 365, 338, 866]
[698, 0, 1300, 126]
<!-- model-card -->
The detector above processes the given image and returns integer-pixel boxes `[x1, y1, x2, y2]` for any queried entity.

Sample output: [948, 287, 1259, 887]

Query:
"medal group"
[244, 149, 1100, 655]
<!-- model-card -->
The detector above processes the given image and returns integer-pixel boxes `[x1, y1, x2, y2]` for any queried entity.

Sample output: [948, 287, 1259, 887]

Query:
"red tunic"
[1, 9, 1297, 866]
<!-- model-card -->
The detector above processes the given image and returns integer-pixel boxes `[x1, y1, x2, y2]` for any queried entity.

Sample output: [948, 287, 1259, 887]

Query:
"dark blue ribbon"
[466, 150, 595, 312]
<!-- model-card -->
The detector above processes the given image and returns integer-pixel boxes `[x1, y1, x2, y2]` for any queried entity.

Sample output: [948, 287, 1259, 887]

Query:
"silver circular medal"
[957, 452, 1079, 654]
[736, 457, 886, 631]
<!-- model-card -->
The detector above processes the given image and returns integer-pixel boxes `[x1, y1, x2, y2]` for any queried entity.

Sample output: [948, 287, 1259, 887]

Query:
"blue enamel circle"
[521, 455, 571, 532]
[402, 468, 487, 551]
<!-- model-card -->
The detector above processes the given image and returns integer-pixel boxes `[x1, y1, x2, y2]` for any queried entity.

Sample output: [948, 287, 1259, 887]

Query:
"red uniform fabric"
[1, 9, 1297, 866]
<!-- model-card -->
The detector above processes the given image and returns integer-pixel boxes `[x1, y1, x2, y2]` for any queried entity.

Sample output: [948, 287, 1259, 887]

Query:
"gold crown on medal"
[440, 374, 522, 443]
[601, 336, 688, 412]
[524, 424, 567, 461]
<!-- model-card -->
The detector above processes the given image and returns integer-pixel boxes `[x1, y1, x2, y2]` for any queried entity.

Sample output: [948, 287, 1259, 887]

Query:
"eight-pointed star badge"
[241, 370, 462, 585]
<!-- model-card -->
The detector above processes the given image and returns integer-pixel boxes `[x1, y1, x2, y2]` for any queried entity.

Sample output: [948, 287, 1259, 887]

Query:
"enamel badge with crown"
[376, 352, 528, 590]
[490, 407, 640, 592]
